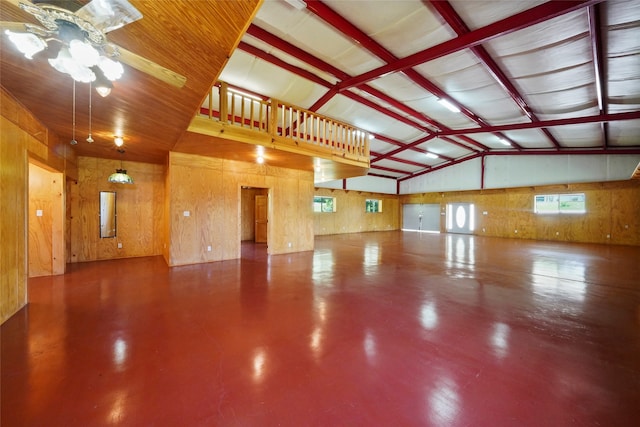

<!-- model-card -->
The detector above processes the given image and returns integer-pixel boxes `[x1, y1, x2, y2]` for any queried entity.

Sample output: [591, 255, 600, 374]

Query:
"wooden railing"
[199, 82, 370, 161]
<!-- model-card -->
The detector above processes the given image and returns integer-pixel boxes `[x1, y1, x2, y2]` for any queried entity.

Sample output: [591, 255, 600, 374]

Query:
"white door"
[446, 203, 475, 234]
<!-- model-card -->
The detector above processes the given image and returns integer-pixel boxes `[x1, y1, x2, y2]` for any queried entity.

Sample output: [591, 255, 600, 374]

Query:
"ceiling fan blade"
[3, 0, 27, 9]
[0, 20, 31, 32]
[115, 45, 187, 88]
[75, 0, 142, 33]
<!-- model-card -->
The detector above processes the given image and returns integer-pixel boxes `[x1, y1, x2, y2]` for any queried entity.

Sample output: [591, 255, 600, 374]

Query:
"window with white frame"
[365, 199, 382, 213]
[534, 193, 585, 214]
[314, 196, 336, 212]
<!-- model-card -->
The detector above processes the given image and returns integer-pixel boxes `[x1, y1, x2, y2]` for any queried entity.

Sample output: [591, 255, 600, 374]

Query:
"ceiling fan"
[1, 0, 187, 88]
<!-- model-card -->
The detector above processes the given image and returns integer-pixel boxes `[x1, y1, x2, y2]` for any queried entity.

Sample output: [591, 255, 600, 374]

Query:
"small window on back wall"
[314, 196, 336, 212]
[365, 199, 382, 213]
[534, 193, 585, 214]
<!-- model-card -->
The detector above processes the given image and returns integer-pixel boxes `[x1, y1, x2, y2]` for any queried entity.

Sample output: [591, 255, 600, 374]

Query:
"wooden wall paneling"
[28, 164, 53, 277]
[222, 167, 241, 260]
[170, 162, 200, 264]
[71, 156, 164, 262]
[298, 177, 315, 250]
[50, 171, 64, 275]
[399, 180, 640, 246]
[1, 117, 28, 323]
[506, 191, 534, 239]
[163, 156, 171, 264]
[27, 163, 64, 277]
[241, 188, 257, 241]
[152, 164, 166, 256]
[611, 186, 640, 245]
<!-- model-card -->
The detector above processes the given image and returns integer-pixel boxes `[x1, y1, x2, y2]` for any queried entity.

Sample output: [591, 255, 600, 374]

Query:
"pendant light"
[108, 149, 134, 184]
[86, 81, 94, 143]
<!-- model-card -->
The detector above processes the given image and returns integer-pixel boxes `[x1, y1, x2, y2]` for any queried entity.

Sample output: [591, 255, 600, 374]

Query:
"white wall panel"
[400, 158, 482, 194]
[315, 179, 342, 190]
[315, 176, 397, 194]
[345, 176, 397, 194]
[400, 155, 640, 194]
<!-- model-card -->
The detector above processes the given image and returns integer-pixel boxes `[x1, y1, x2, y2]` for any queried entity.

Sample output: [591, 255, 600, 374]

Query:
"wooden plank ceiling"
[0, 0, 262, 163]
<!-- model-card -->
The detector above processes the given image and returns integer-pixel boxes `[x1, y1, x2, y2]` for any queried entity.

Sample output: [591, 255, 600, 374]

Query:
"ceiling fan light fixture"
[114, 136, 124, 147]
[98, 56, 124, 81]
[5, 30, 46, 59]
[69, 39, 100, 67]
[49, 47, 96, 83]
[93, 67, 114, 97]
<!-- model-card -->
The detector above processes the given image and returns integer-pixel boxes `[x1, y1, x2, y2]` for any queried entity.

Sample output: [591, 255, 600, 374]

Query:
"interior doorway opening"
[240, 186, 269, 258]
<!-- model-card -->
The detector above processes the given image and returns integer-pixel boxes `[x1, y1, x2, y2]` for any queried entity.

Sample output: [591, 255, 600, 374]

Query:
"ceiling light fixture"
[426, 152, 439, 159]
[5, 3, 125, 93]
[114, 136, 124, 147]
[108, 149, 134, 184]
[437, 98, 461, 113]
[498, 137, 511, 146]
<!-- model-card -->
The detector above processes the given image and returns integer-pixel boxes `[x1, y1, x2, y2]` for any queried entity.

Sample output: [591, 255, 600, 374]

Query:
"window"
[314, 196, 336, 212]
[365, 199, 382, 213]
[534, 193, 585, 214]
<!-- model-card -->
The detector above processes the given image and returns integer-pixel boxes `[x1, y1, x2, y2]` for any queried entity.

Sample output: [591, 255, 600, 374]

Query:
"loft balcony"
[178, 82, 370, 181]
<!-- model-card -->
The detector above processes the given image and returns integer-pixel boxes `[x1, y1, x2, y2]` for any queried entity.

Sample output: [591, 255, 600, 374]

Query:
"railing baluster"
[201, 82, 369, 162]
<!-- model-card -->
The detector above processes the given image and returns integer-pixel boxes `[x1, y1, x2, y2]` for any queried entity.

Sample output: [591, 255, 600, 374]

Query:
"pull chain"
[71, 80, 77, 145]
[87, 82, 94, 143]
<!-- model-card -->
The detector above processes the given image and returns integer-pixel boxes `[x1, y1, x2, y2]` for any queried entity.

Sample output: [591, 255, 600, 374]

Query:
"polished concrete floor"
[2, 231, 640, 426]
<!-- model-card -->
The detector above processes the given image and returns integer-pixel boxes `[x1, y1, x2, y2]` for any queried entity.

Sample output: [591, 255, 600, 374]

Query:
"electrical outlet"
[288, 242, 292, 248]
[207, 245, 212, 252]
[117, 242, 122, 249]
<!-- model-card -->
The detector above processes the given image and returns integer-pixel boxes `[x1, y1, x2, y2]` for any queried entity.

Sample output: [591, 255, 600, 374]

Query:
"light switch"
[183, 211, 190, 217]
[36, 209, 43, 217]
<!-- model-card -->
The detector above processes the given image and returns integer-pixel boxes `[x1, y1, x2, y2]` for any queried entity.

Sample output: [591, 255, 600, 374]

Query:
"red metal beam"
[588, 4, 609, 148]
[246, 23, 489, 151]
[371, 151, 439, 168]
[427, 0, 561, 149]
[336, 0, 604, 91]
[238, 41, 438, 136]
[437, 111, 640, 136]
[304, 1, 494, 148]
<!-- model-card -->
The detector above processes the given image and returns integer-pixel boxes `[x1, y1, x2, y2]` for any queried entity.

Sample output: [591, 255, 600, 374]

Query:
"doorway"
[402, 203, 440, 232]
[28, 161, 65, 277]
[445, 203, 475, 234]
[241, 187, 269, 256]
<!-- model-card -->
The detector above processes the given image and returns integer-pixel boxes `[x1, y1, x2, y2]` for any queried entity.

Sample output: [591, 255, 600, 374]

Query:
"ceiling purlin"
[427, 0, 560, 150]
[303, 0, 492, 152]
[370, 151, 435, 169]
[587, 4, 609, 149]
[370, 163, 419, 176]
[246, 24, 439, 131]
[437, 111, 640, 137]
[333, 0, 604, 92]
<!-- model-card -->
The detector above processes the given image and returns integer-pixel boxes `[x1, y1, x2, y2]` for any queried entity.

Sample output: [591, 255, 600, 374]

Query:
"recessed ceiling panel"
[316, 93, 425, 140]
[253, 1, 385, 76]
[219, 51, 331, 109]
[449, 0, 548, 31]
[325, 0, 457, 57]
[608, 120, 640, 146]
